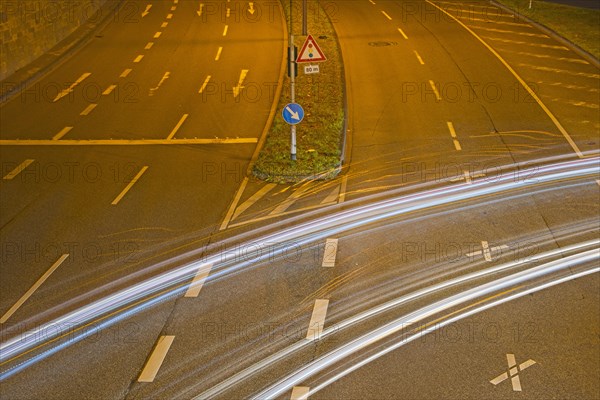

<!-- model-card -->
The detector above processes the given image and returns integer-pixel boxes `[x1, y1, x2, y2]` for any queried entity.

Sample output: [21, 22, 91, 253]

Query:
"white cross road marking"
[490, 353, 537, 391]
[450, 170, 486, 184]
[466, 241, 509, 261]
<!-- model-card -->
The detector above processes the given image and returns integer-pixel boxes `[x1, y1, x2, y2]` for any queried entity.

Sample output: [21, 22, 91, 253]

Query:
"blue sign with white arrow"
[282, 103, 304, 125]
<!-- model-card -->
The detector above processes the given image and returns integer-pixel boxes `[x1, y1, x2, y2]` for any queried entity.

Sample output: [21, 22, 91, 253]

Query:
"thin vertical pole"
[290, 0, 297, 160]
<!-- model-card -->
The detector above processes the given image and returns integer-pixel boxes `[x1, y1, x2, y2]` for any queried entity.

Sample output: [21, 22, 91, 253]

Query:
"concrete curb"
[491, 0, 600, 69]
[0, 0, 125, 104]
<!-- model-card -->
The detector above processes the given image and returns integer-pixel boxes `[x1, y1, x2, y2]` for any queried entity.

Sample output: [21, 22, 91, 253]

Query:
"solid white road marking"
[120, 68, 132, 78]
[321, 185, 340, 204]
[102, 85, 117, 95]
[306, 299, 329, 340]
[167, 114, 189, 140]
[53, 72, 91, 102]
[322, 238, 339, 267]
[215, 46, 223, 61]
[199, 75, 211, 93]
[290, 386, 310, 400]
[0, 139, 258, 146]
[490, 354, 537, 391]
[232, 183, 277, 221]
[53, 126, 73, 140]
[80, 103, 97, 116]
[220, 177, 249, 230]
[397, 27, 408, 39]
[339, 175, 348, 203]
[134, 55, 144, 63]
[414, 50, 424, 64]
[111, 166, 148, 205]
[0, 254, 69, 324]
[429, 80, 441, 100]
[223, 24, 229, 36]
[3, 159, 34, 180]
[184, 263, 213, 297]
[381, 10, 392, 20]
[138, 335, 175, 382]
[269, 184, 310, 215]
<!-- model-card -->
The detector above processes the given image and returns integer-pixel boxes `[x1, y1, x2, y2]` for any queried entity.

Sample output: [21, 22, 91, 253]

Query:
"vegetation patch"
[253, 0, 345, 183]
[495, 0, 600, 59]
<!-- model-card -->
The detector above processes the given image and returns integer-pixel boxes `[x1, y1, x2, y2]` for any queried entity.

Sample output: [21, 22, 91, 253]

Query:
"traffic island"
[252, 0, 346, 183]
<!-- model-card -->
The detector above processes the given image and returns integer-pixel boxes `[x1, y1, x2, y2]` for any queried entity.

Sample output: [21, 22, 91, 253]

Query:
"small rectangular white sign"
[304, 64, 320, 74]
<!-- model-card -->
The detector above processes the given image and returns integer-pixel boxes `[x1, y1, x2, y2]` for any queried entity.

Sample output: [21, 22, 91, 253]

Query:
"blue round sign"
[282, 103, 304, 125]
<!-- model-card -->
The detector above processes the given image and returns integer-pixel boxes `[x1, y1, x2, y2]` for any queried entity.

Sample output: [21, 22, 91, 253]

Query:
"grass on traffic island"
[495, 0, 600, 60]
[252, 0, 345, 183]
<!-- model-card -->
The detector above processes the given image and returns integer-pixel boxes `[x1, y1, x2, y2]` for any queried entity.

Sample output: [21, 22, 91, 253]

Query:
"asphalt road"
[0, 0, 598, 399]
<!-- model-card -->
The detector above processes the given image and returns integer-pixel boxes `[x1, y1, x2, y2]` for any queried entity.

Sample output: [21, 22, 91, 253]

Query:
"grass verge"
[494, 0, 600, 59]
[252, 0, 345, 183]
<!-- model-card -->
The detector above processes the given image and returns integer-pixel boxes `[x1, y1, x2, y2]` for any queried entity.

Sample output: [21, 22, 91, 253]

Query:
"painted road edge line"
[306, 299, 329, 340]
[3, 159, 34, 180]
[138, 335, 175, 382]
[184, 263, 213, 297]
[1, 254, 69, 324]
[111, 166, 148, 205]
[322, 238, 339, 268]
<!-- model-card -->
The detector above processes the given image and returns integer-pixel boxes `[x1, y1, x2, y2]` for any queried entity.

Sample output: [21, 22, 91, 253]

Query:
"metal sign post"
[289, 0, 296, 161]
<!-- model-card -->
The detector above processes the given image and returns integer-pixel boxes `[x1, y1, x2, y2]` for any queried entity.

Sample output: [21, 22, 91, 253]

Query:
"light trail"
[194, 242, 598, 399]
[0, 157, 598, 380]
[252, 253, 599, 399]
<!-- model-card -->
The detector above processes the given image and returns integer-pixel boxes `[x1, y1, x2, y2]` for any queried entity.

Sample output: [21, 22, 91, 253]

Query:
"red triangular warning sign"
[296, 35, 327, 63]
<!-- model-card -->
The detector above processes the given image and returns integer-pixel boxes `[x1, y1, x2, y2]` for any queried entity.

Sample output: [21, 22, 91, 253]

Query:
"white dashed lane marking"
[3, 159, 35, 180]
[138, 335, 175, 382]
